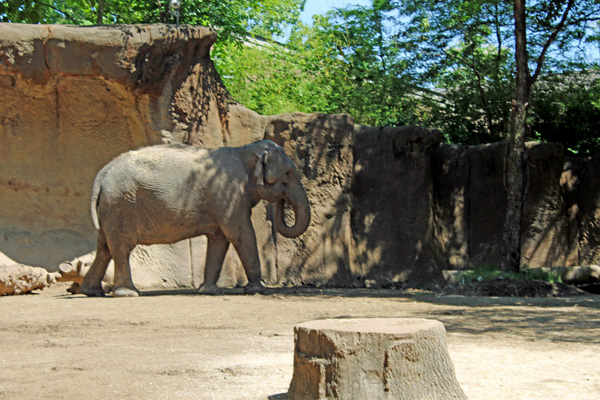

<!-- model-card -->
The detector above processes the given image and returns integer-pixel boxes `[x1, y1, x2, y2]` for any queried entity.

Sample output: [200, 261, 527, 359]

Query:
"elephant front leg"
[198, 230, 229, 295]
[224, 220, 266, 295]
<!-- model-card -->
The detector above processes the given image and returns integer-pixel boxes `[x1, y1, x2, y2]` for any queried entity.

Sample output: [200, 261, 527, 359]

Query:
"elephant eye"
[284, 170, 291, 180]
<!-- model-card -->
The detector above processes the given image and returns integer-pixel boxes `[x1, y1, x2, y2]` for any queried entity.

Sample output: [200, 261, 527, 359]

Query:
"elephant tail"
[90, 174, 103, 230]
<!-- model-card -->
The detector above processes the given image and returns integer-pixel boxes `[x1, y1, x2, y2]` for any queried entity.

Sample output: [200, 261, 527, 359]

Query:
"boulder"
[544, 265, 600, 285]
[0, 263, 59, 295]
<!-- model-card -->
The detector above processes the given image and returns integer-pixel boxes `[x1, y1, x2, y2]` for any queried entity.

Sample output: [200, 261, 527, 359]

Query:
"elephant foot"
[67, 282, 82, 295]
[102, 283, 114, 294]
[198, 283, 223, 295]
[113, 287, 140, 297]
[80, 283, 106, 297]
[244, 282, 267, 295]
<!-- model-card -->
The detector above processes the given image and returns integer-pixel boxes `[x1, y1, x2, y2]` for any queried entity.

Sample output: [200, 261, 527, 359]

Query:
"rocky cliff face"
[1, 24, 598, 290]
[432, 141, 599, 272]
[0, 24, 357, 289]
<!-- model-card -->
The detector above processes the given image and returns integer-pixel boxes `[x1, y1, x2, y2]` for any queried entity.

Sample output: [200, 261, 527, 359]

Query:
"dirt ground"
[1, 283, 599, 400]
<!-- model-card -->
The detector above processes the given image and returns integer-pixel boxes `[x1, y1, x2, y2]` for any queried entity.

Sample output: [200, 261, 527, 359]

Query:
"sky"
[299, 0, 372, 25]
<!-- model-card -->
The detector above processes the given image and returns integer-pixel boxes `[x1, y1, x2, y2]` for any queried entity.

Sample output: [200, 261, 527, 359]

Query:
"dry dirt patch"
[1, 284, 599, 399]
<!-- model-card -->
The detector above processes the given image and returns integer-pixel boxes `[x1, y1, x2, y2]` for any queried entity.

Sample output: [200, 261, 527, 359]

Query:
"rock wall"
[432, 142, 600, 271]
[1, 23, 599, 290]
[0, 24, 222, 288]
[0, 24, 356, 289]
[352, 126, 445, 287]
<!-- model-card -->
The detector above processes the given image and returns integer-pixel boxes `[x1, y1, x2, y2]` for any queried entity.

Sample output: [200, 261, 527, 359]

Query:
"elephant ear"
[254, 150, 268, 186]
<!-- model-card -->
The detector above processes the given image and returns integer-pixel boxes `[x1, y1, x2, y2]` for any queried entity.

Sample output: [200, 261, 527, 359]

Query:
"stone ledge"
[0, 24, 217, 86]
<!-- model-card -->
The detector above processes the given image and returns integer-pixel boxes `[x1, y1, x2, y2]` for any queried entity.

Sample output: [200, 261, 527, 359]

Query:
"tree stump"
[288, 318, 467, 400]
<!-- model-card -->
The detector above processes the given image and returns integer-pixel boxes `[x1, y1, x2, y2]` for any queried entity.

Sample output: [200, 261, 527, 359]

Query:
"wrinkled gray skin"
[80, 140, 311, 297]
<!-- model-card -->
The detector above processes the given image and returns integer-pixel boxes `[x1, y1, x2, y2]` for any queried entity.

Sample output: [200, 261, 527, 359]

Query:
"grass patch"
[461, 264, 562, 284]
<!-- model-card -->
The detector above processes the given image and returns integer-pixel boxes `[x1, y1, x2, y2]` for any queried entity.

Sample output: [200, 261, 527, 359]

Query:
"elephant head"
[253, 141, 311, 238]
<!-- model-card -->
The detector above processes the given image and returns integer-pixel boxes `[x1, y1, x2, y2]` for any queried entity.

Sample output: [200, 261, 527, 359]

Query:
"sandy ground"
[1, 283, 599, 400]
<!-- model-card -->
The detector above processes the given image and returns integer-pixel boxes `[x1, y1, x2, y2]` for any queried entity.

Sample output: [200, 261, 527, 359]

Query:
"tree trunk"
[501, 0, 530, 272]
[96, 0, 106, 25]
[502, 101, 527, 272]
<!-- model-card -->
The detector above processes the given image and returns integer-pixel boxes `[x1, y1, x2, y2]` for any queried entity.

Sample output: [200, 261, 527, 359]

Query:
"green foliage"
[214, 0, 600, 156]
[391, 0, 600, 150]
[530, 73, 600, 155]
[305, 5, 420, 126]
[213, 39, 334, 115]
[461, 264, 562, 284]
[427, 44, 515, 145]
[216, 5, 422, 125]
[0, 0, 304, 44]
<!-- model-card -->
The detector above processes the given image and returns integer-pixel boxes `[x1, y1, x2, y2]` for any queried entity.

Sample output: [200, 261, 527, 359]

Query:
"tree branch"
[494, 2, 503, 70]
[531, 0, 575, 84]
[442, 47, 495, 135]
[35, 0, 79, 24]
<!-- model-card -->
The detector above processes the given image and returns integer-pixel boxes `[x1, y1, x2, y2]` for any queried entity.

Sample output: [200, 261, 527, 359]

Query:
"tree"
[530, 75, 600, 155]
[0, 0, 305, 44]
[217, 0, 600, 157]
[503, 0, 529, 273]
[213, 36, 337, 115]
[383, 0, 600, 271]
[214, 6, 423, 125]
[502, 0, 600, 271]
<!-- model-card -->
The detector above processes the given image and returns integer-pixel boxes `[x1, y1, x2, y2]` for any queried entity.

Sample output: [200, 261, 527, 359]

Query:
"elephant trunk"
[274, 181, 311, 239]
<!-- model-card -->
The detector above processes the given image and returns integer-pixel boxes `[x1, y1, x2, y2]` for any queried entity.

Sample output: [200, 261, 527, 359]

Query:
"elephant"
[80, 140, 311, 297]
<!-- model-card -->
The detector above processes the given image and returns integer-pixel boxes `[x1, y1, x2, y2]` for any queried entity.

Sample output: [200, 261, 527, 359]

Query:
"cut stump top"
[295, 318, 443, 336]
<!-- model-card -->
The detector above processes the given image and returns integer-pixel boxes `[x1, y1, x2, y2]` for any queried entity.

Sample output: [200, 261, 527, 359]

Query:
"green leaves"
[0, 0, 304, 45]
[530, 73, 600, 155]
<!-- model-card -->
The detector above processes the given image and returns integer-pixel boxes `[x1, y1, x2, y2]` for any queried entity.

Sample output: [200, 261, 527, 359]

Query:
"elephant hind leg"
[81, 229, 112, 297]
[109, 242, 139, 298]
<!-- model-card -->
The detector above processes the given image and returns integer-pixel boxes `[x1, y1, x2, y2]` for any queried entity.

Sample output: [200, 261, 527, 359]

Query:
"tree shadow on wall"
[350, 126, 446, 289]
[264, 113, 359, 287]
[171, 57, 233, 147]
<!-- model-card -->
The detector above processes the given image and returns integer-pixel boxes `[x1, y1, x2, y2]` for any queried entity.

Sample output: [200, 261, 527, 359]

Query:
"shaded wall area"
[351, 127, 600, 287]
[352, 126, 445, 287]
[1, 24, 598, 289]
[430, 141, 600, 271]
